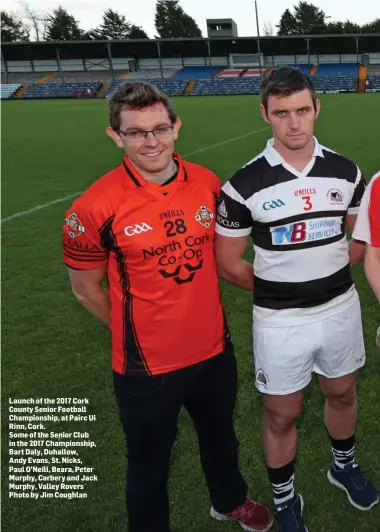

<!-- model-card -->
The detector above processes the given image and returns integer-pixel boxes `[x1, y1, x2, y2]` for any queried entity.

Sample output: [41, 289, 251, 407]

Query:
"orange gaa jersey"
[63, 153, 229, 375]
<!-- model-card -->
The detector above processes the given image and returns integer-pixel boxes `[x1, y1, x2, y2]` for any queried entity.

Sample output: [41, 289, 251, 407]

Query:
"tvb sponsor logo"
[271, 222, 307, 244]
[271, 219, 341, 245]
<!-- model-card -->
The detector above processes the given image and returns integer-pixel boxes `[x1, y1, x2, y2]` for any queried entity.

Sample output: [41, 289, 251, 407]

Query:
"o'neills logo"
[294, 188, 316, 196]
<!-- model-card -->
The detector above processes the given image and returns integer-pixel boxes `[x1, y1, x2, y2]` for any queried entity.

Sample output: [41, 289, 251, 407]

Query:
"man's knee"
[326, 384, 357, 407]
[263, 394, 303, 434]
[321, 374, 357, 407]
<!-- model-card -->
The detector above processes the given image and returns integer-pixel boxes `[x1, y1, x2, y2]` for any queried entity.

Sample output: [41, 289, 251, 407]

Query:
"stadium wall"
[138, 57, 228, 68]
[5, 53, 380, 74]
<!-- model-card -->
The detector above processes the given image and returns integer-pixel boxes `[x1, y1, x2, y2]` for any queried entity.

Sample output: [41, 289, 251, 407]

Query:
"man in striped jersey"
[215, 67, 378, 531]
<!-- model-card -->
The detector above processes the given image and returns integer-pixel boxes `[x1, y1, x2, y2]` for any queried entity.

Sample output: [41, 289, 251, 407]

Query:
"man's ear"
[260, 104, 270, 125]
[314, 99, 321, 120]
[172, 118, 182, 141]
[106, 127, 124, 149]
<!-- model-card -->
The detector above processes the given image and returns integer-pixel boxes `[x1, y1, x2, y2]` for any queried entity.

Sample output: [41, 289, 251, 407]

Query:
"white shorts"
[253, 300, 365, 395]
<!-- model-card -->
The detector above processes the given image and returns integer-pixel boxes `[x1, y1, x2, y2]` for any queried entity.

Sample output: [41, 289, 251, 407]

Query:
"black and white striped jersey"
[215, 137, 366, 326]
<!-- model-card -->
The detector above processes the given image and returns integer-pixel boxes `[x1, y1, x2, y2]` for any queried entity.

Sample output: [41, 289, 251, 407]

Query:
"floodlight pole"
[156, 41, 164, 79]
[106, 42, 115, 82]
[56, 47, 64, 83]
[255, 0, 262, 75]
[207, 39, 212, 76]
[355, 36, 359, 65]
[1, 48, 8, 83]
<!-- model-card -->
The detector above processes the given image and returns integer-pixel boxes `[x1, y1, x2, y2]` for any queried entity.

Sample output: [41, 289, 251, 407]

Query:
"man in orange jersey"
[63, 82, 273, 532]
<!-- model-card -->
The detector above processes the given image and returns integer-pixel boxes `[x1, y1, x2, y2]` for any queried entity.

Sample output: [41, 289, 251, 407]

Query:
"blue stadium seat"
[104, 80, 188, 98]
[22, 82, 101, 98]
[366, 75, 380, 92]
[1, 84, 21, 99]
[190, 78, 261, 96]
[315, 63, 358, 76]
[172, 67, 222, 80]
[313, 76, 356, 93]
[286, 64, 311, 73]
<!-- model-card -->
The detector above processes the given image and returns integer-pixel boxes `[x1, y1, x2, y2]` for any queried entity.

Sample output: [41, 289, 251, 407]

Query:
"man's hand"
[347, 214, 365, 267]
[67, 267, 111, 327]
[215, 233, 253, 290]
[349, 239, 366, 268]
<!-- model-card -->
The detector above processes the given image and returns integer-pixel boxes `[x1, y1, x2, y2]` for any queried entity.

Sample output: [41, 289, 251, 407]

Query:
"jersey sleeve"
[352, 172, 379, 245]
[347, 166, 366, 215]
[210, 171, 222, 197]
[63, 196, 108, 270]
[215, 181, 253, 237]
[369, 175, 380, 247]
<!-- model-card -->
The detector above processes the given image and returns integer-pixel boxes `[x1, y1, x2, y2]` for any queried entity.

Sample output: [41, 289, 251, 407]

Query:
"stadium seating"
[104, 79, 188, 98]
[5, 61, 380, 99]
[125, 68, 178, 79]
[21, 82, 101, 99]
[219, 69, 245, 77]
[242, 69, 263, 77]
[6, 72, 55, 84]
[285, 64, 311, 73]
[315, 63, 358, 76]
[172, 66, 222, 79]
[1, 84, 21, 99]
[313, 76, 357, 93]
[367, 65, 380, 75]
[366, 76, 380, 92]
[52, 71, 115, 83]
[191, 78, 261, 96]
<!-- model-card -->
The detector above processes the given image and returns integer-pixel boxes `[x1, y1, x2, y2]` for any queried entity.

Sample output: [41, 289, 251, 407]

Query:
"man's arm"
[346, 214, 366, 267]
[345, 165, 367, 267]
[67, 267, 111, 327]
[215, 233, 253, 290]
[364, 246, 380, 302]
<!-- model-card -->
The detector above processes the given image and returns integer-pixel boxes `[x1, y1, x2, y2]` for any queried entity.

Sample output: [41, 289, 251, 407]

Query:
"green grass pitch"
[2, 94, 380, 532]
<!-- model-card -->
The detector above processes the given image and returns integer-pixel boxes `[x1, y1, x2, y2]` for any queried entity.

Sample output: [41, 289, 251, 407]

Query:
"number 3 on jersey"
[302, 195, 312, 211]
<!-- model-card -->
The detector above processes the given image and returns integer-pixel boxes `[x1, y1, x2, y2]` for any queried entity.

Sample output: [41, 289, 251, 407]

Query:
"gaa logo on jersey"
[65, 212, 85, 238]
[327, 188, 344, 205]
[195, 206, 214, 228]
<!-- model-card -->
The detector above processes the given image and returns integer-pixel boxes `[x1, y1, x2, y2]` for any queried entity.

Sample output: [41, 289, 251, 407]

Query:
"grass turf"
[2, 94, 380, 532]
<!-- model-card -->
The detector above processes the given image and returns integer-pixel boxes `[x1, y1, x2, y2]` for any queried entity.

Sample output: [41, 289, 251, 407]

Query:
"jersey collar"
[122, 152, 187, 188]
[264, 136, 324, 167]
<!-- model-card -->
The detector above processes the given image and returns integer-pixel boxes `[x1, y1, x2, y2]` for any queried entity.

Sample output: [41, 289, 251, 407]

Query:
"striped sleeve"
[347, 166, 366, 215]
[63, 197, 108, 270]
[215, 182, 253, 237]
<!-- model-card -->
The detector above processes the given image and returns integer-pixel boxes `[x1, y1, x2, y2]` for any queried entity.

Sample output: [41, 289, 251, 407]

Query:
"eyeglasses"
[119, 125, 174, 141]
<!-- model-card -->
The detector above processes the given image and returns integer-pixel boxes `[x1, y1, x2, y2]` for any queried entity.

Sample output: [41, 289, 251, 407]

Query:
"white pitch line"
[1, 193, 83, 223]
[184, 125, 270, 156]
[0, 94, 358, 225]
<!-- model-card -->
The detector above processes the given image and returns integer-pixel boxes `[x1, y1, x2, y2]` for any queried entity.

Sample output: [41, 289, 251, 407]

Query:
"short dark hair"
[261, 66, 317, 112]
[108, 81, 177, 131]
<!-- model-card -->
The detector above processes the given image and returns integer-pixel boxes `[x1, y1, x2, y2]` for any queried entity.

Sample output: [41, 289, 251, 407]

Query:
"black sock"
[331, 434, 355, 469]
[267, 460, 295, 507]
